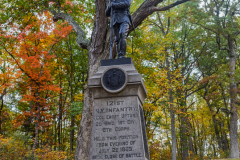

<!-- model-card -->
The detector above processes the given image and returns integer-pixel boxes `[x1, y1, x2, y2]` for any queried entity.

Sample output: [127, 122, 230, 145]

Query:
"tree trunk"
[170, 88, 177, 160]
[70, 117, 75, 152]
[185, 91, 193, 159]
[0, 97, 3, 135]
[187, 119, 194, 158]
[178, 89, 189, 159]
[220, 122, 229, 153]
[58, 69, 63, 149]
[166, 50, 177, 160]
[228, 38, 239, 158]
[200, 119, 204, 160]
[196, 121, 202, 159]
[74, 0, 109, 158]
[181, 111, 189, 160]
[31, 103, 40, 160]
[54, 117, 57, 151]
[70, 39, 74, 153]
[191, 115, 198, 155]
[74, 88, 94, 160]
[205, 99, 223, 151]
[0, 112, 2, 135]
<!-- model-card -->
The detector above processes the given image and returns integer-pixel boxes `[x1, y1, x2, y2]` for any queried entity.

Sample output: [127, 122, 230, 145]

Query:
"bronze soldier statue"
[105, 0, 132, 58]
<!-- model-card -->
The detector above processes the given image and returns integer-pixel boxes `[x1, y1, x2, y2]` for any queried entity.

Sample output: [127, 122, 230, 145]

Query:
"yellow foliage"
[149, 140, 171, 160]
[0, 135, 27, 160]
[35, 147, 73, 160]
[0, 135, 74, 160]
[74, 93, 84, 101]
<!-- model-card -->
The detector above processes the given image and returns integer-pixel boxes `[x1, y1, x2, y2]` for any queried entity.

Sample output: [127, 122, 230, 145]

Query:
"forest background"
[0, 0, 240, 159]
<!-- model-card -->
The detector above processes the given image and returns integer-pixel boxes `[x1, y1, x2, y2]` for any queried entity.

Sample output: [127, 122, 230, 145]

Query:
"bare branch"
[157, 12, 166, 36]
[2, 47, 35, 82]
[234, 31, 240, 37]
[220, 47, 230, 52]
[49, 10, 90, 50]
[129, 0, 190, 33]
[152, 0, 191, 12]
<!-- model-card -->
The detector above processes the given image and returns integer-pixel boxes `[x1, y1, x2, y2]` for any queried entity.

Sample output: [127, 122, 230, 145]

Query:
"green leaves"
[69, 101, 83, 117]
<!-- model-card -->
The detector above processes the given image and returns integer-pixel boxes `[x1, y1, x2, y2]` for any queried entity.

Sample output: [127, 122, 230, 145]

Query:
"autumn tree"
[190, 0, 240, 157]
[0, 10, 74, 158]
[0, 56, 16, 135]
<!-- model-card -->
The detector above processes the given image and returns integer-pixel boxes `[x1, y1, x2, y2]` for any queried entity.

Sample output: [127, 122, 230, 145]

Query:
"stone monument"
[88, 58, 150, 160]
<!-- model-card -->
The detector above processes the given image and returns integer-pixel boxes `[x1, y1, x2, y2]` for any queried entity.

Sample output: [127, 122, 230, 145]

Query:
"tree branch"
[39, 43, 56, 78]
[129, 0, 191, 33]
[2, 47, 35, 82]
[152, 0, 191, 12]
[49, 10, 90, 50]
[49, 0, 61, 13]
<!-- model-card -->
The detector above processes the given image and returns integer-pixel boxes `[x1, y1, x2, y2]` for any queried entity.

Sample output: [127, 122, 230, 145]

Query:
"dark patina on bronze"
[105, 0, 133, 59]
[101, 68, 127, 93]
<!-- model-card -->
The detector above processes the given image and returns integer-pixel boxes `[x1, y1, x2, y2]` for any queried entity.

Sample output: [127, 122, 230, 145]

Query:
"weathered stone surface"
[88, 64, 147, 103]
[88, 59, 149, 160]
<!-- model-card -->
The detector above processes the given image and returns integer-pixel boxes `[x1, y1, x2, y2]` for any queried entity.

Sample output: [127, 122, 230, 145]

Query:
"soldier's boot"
[118, 33, 127, 58]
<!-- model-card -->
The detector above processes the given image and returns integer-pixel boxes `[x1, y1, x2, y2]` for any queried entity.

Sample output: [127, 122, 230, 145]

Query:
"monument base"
[88, 58, 149, 160]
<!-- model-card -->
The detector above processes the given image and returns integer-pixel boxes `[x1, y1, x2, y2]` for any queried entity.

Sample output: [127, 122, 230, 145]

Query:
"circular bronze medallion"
[101, 68, 127, 93]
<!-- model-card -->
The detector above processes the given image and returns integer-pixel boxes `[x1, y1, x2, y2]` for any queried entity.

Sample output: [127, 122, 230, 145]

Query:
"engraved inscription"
[89, 97, 145, 160]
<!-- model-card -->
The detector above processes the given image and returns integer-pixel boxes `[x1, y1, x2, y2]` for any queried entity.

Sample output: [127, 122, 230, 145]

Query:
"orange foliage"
[2, 11, 73, 130]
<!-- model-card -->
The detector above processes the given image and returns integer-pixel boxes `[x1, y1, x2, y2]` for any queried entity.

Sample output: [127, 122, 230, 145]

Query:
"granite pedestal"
[88, 58, 149, 160]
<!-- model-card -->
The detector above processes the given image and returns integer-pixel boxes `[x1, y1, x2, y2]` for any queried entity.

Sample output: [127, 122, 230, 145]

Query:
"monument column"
[88, 58, 149, 160]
